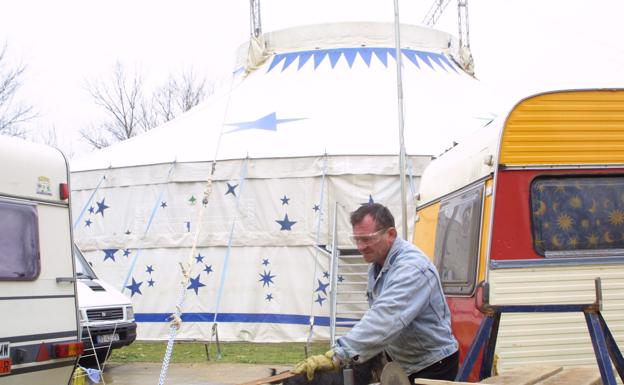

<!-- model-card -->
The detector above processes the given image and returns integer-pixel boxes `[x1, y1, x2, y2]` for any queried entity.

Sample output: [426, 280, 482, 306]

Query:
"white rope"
[305, 153, 329, 356]
[157, 69, 238, 385]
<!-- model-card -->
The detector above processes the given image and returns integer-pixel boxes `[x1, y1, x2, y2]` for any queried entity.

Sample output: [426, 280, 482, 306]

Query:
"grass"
[109, 341, 330, 365]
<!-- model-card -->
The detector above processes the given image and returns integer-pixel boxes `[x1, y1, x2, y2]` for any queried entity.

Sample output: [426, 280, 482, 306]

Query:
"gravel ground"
[93, 362, 293, 385]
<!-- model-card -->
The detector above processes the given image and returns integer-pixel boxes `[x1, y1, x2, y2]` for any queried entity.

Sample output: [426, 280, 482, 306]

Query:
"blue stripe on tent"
[135, 313, 358, 326]
[266, 48, 458, 73]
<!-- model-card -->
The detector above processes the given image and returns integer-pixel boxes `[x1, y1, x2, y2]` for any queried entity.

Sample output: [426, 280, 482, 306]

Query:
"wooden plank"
[481, 366, 562, 385]
[413, 379, 474, 385]
[536, 367, 601, 385]
[236, 370, 297, 385]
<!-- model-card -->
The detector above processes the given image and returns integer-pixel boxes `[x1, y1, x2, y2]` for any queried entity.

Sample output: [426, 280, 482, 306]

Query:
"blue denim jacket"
[333, 237, 457, 375]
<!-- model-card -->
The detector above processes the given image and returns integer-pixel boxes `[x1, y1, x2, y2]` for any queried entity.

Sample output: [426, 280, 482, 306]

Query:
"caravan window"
[531, 175, 624, 256]
[433, 184, 483, 295]
[0, 200, 40, 280]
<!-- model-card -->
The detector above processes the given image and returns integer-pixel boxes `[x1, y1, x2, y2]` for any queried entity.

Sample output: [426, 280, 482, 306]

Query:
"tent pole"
[393, 0, 408, 239]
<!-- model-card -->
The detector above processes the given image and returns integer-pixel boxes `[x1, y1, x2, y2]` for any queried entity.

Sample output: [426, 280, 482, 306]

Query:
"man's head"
[349, 203, 397, 265]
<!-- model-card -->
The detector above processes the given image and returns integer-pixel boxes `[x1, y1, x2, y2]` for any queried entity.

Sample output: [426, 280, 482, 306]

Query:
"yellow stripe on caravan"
[413, 202, 440, 261]
[500, 89, 624, 166]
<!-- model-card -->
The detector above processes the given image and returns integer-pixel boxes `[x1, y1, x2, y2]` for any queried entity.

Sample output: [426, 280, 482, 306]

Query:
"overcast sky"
[1, 0, 623, 156]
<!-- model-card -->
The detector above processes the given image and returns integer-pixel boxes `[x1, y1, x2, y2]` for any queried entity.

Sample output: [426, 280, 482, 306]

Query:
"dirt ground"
[96, 362, 292, 385]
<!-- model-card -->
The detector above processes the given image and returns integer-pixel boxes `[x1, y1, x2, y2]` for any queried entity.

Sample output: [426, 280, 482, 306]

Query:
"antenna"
[250, 0, 262, 38]
[422, 0, 473, 74]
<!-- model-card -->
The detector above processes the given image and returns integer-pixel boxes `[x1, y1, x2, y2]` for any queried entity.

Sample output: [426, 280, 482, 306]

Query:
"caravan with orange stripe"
[412, 88, 624, 379]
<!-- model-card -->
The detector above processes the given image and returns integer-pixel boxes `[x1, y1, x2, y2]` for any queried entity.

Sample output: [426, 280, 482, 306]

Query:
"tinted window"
[434, 184, 483, 295]
[531, 176, 624, 256]
[0, 200, 40, 280]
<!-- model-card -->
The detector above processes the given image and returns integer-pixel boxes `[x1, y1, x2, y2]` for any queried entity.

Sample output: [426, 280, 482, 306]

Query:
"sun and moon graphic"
[531, 184, 624, 251]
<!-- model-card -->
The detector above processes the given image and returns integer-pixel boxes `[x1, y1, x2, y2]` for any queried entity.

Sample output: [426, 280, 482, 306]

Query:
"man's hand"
[292, 350, 339, 380]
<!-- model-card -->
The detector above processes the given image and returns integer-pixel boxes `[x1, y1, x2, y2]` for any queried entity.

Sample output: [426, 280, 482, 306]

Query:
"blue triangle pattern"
[343, 48, 358, 68]
[372, 48, 389, 67]
[328, 49, 342, 68]
[297, 51, 313, 70]
[281, 53, 299, 72]
[358, 49, 373, 67]
[266, 48, 457, 74]
[313, 51, 328, 69]
[415, 51, 435, 70]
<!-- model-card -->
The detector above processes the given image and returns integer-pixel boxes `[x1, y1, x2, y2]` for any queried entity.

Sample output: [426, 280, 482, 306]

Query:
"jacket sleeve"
[334, 255, 436, 363]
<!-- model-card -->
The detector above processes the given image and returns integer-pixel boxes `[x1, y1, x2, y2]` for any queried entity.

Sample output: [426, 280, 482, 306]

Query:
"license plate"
[96, 333, 120, 344]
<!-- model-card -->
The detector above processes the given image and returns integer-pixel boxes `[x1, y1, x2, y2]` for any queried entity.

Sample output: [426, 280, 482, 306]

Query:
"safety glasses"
[349, 228, 387, 245]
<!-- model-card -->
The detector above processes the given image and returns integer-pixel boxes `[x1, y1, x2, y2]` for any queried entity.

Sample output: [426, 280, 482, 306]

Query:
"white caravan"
[0, 135, 83, 384]
[74, 244, 137, 366]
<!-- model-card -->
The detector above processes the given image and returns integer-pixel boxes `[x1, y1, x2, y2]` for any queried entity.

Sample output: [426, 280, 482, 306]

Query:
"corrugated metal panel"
[500, 89, 624, 166]
[489, 264, 624, 372]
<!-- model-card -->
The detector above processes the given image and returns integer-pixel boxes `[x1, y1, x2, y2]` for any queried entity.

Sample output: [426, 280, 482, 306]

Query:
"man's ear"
[388, 227, 398, 238]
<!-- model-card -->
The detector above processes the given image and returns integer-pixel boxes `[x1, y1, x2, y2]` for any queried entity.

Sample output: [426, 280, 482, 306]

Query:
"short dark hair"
[350, 203, 395, 230]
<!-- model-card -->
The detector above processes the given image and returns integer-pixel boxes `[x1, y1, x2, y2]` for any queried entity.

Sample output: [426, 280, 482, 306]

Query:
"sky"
[1, 0, 623, 157]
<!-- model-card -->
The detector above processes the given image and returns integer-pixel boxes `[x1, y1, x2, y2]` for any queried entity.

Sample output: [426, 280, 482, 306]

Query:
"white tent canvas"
[70, 22, 494, 342]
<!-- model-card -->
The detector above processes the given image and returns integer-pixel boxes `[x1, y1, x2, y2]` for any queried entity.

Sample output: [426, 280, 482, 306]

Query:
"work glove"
[292, 349, 339, 380]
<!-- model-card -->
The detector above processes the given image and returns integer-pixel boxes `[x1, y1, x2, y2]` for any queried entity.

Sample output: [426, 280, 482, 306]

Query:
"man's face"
[351, 214, 395, 265]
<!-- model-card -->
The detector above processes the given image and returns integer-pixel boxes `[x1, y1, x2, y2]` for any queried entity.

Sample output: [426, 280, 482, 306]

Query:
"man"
[294, 203, 458, 382]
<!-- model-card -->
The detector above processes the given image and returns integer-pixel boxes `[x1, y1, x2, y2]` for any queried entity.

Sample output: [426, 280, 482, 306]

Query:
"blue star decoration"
[123, 249, 131, 257]
[323, 271, 330, 279]
[276, 214, 296, 231]
[262, 258, 270, 266]
[368, 195, 375, 204]
[195, 253, 205, 263]
[203, 265, 213, 274]
[95, 198, 109, 216]
[315, 279, 330, 296]
[280, 195, 290, 205]
[103, 249, 118, 262]
[126, 278, 143, 297]
[147, 278, 155, 287]
[161, 201, 167, 208]
[187, 274, 206, 295]
[146, 265, 154, 274]
[315, 294, 326, 306]
[313, 204, 320, 212]
[125, 229, 132, 235]
[88, 206, 95, 214]
[85, 219, 92, 227]
[259, 270, 276, 288]
[338, 275, 345, 283]
[225, 182, 238, 197]
[224, 112, 306, 134]
[266, 293, 273, 302]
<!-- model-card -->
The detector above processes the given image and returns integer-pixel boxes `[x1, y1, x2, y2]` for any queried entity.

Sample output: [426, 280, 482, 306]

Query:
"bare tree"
[0, 42, 36, 137]
[152, 69, 211, 124]
[81, 62, 145, 147]
[82, 64, 212, 149]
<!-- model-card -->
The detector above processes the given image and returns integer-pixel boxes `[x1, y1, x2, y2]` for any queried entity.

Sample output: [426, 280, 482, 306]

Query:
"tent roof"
[72, 22, 495, 172]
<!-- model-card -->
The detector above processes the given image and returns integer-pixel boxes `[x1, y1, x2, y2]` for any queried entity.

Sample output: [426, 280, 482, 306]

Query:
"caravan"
[413, 89, 624, 378]
[0, 135, 83, 383]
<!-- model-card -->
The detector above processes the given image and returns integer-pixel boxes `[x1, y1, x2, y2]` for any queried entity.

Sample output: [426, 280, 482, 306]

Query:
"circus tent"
[70, 22, 495, 342]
